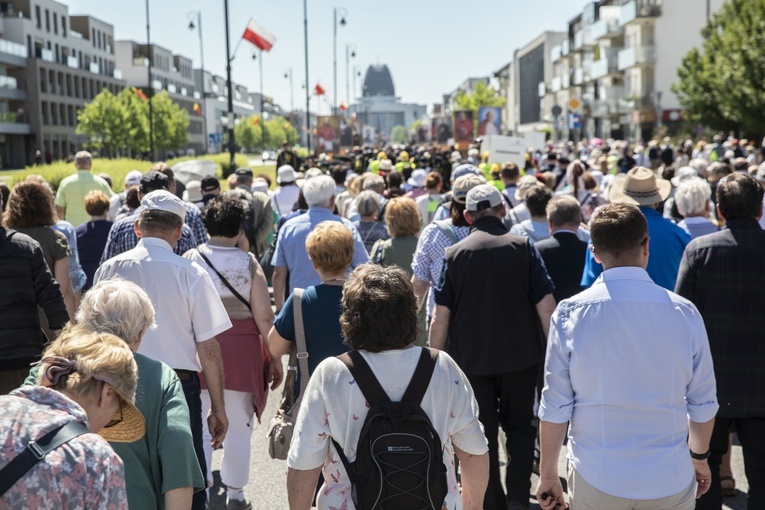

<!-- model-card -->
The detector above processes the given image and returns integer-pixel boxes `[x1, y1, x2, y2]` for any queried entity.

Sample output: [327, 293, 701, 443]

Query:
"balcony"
[167, 83, 177, 94]
[89, 61, 99, 74]
[0, 111, 31, 135]
[574, 28, 595, 50]
[573, 67, 584, 85]
[0, 38, 27, 66]
[0, 75, 25, 100]
[67, 55, 78, 68]
[590, 49, 621, 79]
[181, 87, 188, 96]
[551, 76, 562, 93]
[620, 0, 661, 27]
[113, 69, 122, 80]
[561, 40, 570, 57]
[562, 74, 570, 89]
[152, 80, 162, 90]
[590, 17, 622, 40]
[133, 57, 149, 67]
[618, 45, 656, 70]
[40, 48, 55, 63]
[193, 91, 201, 100]
[538, 82, 547, 98]
[551, 44, 562, 62]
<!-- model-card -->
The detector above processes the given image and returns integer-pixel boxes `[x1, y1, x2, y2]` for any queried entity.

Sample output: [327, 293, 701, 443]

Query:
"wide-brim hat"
[407, 169, 427, 188]
[514, 175, 545, 201]
[277, 165, 296, 184]
[91, 372, 146, 443]
[608, 166, 671, 206]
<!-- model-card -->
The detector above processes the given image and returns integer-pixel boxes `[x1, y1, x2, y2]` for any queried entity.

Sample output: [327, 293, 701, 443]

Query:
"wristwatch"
[689, 448, 711, 460]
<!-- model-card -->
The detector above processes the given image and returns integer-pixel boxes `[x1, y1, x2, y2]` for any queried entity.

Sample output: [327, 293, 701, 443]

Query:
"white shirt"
[272, 185, 301, 218]
[540, 267, 718, 499]
[95, 237, 232, 371]
[288, 346, 488, 510]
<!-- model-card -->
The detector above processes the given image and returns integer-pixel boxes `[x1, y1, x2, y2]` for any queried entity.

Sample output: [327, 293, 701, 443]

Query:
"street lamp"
[303, 0, 311, 150]
[252, 52, 266, 150]
[144, 0, 154, 157]
[188, 11, 208, 154]
[223, 0, 236, 173]
[333, 7, 347, 114]
[345, 43, 356, 113]
[284, 68, 294, 124]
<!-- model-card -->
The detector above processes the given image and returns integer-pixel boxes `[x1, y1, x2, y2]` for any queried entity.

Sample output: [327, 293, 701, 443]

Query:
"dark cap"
[140, 170, 169, 194]
[200, 175, 220, 192]
[234, 167, 253, 178]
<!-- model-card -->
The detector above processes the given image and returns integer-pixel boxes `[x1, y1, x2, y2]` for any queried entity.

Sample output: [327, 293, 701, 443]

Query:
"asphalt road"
[207, 372, 750, 509]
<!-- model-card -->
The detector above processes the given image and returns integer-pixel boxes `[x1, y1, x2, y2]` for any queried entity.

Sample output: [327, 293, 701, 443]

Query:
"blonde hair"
[39, 328, 138, 404]
[385, 197, 421, 237]
[306, 221, 354, 274]
[76, 278, 156, 346]
[84, 190, 110, 217]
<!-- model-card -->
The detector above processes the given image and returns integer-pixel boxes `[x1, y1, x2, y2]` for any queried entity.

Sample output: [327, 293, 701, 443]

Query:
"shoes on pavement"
[226, 498, 252, 510]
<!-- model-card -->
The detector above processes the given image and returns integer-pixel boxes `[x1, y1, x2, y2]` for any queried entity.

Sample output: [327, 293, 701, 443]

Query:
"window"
[92, 29, 96, 48]
[60, 104, 66, 126]
[42, 103, 48, 125]
[35, 6, 41, 29]
[53, 13, 58, 35]
[68, 105, 74, 126]
[45, 9, 50, 32]
[62, 16, 67, 38]
[39, 68, 47, 93]
[50, 102, 57, 125]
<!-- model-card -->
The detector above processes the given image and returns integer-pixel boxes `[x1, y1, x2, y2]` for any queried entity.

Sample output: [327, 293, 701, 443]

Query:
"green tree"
[672, 0, 765, 135]
[151, 92, 189, 152]
[77, 89, 129, 157]
[453, 81, 507, 136]
[115, 88, 149, 156]
[391, 125, 408, 144]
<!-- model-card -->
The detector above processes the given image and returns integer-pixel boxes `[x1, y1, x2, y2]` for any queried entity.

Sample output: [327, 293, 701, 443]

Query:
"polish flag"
[314, 82, 326, 96]
[242, 19, 276, 52]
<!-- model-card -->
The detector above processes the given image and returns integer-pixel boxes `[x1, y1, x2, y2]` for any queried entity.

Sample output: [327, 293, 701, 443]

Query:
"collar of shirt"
[307, 206, 334, 217]
[724, 217, 761, 230]
[595, 265, 652, 285]
[137, 237, 173, 252]
[469, 215, 508, 235]
[553, 229, 579, 236]
[682, 216, 713, 225]
[11, 385, 89, 425]
[76, 170, 93, 177]
[639, 205, 662, 218]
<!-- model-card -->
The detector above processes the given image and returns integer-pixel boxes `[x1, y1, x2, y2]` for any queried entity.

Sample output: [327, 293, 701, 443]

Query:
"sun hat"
[608, 166, 671, 206]
[251, 178, 269, 194]
[514, 175, 545, 201]
[466, 184, 502, 212]
[379, 159, 393, 172]
[407, 169, 427, 188]
[277, 165, 297, 184]
[141, 189, 187, 222]
[181, 180, 203, 203]
[452, 175, 484, 204]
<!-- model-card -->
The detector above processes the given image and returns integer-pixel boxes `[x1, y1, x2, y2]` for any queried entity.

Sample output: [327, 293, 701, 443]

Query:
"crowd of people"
[0, 132, 763, 510]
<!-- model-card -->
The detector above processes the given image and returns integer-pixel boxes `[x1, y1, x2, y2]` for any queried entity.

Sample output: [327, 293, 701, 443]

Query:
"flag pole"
[259, 49, 265, 150]
[303, 0, 311, 152]
[224, 0, 236, 174]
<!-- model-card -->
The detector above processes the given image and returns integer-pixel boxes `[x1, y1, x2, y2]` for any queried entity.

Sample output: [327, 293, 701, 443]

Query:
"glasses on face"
[104, 396, 125, 429]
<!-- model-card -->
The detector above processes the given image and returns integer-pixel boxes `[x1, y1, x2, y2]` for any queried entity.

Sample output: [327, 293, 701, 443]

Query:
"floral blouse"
[0, 386, 127, 509]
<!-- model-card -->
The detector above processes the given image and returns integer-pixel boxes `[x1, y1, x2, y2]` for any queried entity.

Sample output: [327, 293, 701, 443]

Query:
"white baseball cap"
[141, 190, 187, 222]
[125, 170, 142, 187]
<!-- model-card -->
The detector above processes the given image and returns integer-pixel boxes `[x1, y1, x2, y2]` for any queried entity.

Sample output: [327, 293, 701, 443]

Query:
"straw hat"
[608, 167, 671, 206]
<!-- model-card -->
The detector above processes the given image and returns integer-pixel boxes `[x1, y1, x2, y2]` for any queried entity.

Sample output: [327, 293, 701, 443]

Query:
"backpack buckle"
[296, 352, 309, 360]
[27, 440, 45, 459]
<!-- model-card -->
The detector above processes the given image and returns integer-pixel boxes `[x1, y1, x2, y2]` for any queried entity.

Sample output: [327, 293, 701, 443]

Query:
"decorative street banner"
[340, 118, 361, 148]
[453, 110, 474, 144]
[316, 115, 341, 153]
[478, 107, 502, 136]
[433, 116, 452, 144]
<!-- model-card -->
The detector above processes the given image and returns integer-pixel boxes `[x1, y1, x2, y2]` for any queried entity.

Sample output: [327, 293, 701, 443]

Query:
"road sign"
[209, 133, 223, 144]
[551, 105, 563, 117]
[568, 98, 582, 112]
[568, 113, 582, 130]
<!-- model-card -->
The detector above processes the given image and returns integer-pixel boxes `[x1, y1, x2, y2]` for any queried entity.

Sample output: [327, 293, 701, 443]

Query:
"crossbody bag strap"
[293, 289, 310, 397]
[196, 249, 251, 309]
[0, 420, 89, 497]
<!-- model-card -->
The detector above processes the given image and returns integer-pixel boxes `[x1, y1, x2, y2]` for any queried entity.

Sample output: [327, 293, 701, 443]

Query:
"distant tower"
[362, 64, 395, 97]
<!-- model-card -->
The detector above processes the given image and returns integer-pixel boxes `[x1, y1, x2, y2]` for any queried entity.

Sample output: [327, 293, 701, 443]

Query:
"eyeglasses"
[104, 396, 125, 429]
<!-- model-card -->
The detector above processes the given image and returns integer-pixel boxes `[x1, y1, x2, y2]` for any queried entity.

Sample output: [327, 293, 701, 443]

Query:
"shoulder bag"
[267, 288, 310, 460]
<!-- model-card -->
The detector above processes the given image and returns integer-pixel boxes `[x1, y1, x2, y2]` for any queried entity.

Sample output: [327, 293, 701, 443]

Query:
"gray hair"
[76, 278, 156, 346]
[75, 151, 92, 168]
[546, 195, 583, 227]
[302, 175, 336, 208]
[675, 178, 711, 217]
[363, 174, 385, 193]
[357, 190, 380, 217]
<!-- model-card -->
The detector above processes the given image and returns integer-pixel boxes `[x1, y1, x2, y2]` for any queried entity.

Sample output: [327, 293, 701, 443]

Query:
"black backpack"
[331, 348, 448, 510]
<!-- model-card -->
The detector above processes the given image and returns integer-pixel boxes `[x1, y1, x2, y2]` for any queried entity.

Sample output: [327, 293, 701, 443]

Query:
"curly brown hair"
[3, 181, 57, 228]
[340, 264, 418, 352]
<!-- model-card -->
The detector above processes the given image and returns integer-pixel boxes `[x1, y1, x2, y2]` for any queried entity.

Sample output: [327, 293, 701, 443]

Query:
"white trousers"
[201, 389, 255, 489]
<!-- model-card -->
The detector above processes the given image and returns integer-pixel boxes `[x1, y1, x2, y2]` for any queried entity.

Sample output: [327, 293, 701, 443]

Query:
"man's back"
[542, 267, 717, 499]
[56, 171, 113, 227]
[536, 231, 587, 302]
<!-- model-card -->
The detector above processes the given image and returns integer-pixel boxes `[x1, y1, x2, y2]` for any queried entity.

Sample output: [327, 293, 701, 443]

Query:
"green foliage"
[234, 115, 299, 152]
[672, 0, 765, 135]
[391, 125, 408, 144]
[454, 82, 507, 115]
[76, 89, 189, 155]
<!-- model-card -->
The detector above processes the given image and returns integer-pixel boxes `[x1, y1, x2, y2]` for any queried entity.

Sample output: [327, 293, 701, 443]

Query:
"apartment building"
[518, 31, 566, 134]
[0, 0, 125, 167]
[116, 40, 205, 155]
[493, 61, 515, 135]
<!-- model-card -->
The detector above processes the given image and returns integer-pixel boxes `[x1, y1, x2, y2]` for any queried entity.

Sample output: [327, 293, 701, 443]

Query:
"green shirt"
[55, 171, 114, 228]
[25, 353, 204, 509]
[370, 235, 418, 278]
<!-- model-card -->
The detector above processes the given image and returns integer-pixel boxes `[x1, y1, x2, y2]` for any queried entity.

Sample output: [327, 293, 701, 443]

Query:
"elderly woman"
[286, 264, 489, 510]
[2, 328, 140, 508]
[184, 195, 279, 509]
[675, 178, 718, 239]
[24, 279, 203, 510]
[3, 180, 77, 319]
[353, 190, 389, 253]
[269, 221, 355, 379]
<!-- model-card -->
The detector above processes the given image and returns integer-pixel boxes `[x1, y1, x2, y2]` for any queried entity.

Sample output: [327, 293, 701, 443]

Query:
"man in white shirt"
[536, 202, 718, 510]
[95, 190, 231, 510]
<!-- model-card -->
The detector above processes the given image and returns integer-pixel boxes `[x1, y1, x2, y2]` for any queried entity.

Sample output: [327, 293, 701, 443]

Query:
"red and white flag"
[242, 19, 276, 52]
[314, 82, 326, 96]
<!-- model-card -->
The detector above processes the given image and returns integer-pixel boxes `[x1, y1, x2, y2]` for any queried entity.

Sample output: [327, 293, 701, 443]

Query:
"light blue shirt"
[540, 267, 718, 500]
[272, 207, 369, 292]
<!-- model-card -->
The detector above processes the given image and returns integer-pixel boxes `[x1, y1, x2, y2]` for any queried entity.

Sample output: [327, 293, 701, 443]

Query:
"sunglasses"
[104, 396, 126, 429]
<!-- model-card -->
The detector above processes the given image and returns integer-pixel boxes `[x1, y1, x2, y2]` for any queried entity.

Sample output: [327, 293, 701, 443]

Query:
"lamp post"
[654, 90, 663, 132]
[145, 0, 154, 157]
[284, 68, 294, 124]
[252, 51, 266, 150]
[303, 0, 311, 150]
[223, 0, 235, 173]
[333, 7, 347, 114]
[345, 43, 356, 114]
[188, 11, 207, 154]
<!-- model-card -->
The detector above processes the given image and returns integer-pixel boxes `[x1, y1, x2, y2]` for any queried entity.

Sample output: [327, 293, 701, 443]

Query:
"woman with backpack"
[286, 264, 489, 510]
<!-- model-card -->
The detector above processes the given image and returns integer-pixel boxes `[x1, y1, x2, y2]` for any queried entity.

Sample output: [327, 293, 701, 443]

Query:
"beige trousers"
[567, 464, 697, 510]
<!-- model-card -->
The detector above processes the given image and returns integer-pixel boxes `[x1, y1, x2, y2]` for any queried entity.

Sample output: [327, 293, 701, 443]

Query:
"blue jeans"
[180, 373, 207, 510]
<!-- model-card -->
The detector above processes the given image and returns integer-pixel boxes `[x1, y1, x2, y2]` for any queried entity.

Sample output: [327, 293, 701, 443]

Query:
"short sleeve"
[52, 230, 72, 261]
[527, 242, 555, 304]
[441, 355, 489, 455]
[55, 183, 66, 207]
[411, 224, 436, 280]
[273, 293, 296, 342]
[273, 227, 287, 267]
[287, 359, 332, 470]
[433, 257, 455, 309]
[188, 266, 232, 342]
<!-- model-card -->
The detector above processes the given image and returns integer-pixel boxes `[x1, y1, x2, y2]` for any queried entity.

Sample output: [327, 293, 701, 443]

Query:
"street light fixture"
[187, 10, 208, 154]
[284, 67, 294, 124]
[345, 43, 356, 113]
[333, 7, 347, 114]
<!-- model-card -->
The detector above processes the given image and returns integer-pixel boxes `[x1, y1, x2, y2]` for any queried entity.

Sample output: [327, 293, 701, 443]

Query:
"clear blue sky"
[66, 0, 590, 112]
